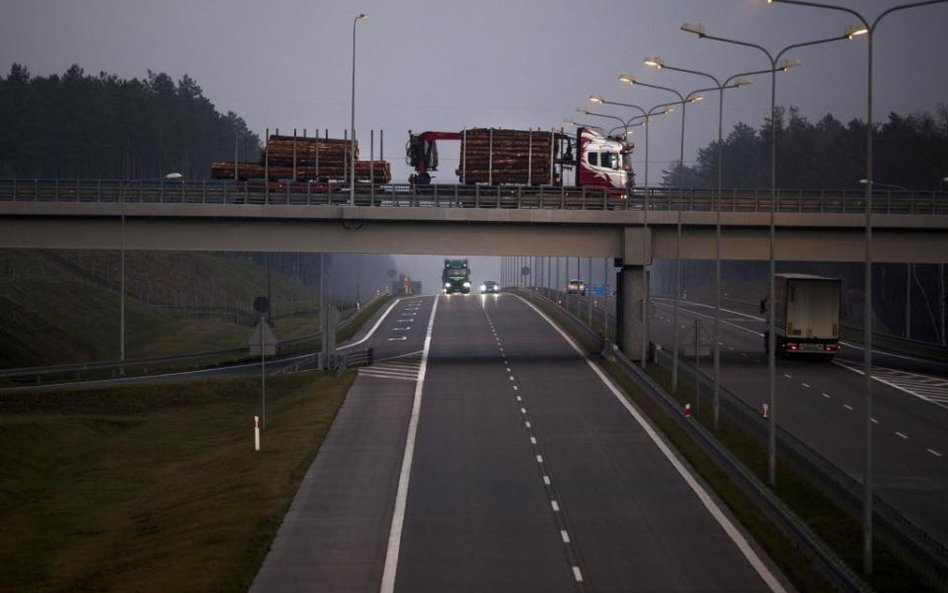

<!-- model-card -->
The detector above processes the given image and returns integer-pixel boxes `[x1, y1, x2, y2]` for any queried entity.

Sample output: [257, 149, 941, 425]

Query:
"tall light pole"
[643, 58, 782, 431]
[769, 1, 948, 572]
[618, 76, 714, 393]
[680, 21, 863, 488]
[580, 100, 675, 367]
[349, 12, 367, 206]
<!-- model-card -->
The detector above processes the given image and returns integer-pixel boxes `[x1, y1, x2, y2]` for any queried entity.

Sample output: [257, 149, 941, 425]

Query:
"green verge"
[520, 290, 935, 593]
[0, 371, 352, 593]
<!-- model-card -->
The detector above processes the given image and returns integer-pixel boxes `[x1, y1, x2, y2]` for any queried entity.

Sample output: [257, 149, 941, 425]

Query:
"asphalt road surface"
[251, 293, 791, 593]
[649, 298, 948, 547]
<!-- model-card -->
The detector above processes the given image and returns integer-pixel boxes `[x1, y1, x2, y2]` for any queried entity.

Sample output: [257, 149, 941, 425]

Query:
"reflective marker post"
[254, 415, 260, 451]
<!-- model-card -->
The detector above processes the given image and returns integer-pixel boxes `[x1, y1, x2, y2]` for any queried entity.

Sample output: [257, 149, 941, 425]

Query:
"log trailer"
[442, 259, 472, 294]
[406, 127, 632, 191]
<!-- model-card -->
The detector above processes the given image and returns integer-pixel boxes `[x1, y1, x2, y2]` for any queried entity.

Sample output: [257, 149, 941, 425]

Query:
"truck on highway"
[406, 127, 632, 192]
[764, 273, 841, 359]
[442, 259, 472, 294]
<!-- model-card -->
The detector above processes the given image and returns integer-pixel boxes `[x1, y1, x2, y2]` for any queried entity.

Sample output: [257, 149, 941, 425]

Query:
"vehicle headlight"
[444, 282, 451, 288]
[480, 284, 486, 291]
[463, 282, 471, 288]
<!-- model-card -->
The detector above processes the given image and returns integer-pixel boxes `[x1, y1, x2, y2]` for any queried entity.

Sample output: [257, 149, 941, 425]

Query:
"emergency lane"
[250, 295, 435, 593]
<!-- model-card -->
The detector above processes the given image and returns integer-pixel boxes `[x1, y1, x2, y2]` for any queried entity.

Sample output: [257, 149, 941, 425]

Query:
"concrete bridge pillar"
[616, 227, 651, 362]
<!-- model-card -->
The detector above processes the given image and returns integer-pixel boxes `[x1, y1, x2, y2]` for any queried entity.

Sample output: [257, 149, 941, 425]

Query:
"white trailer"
[765, 273, 842, 359]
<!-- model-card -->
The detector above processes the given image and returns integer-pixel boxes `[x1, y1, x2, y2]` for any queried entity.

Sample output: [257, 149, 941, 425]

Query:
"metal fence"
[2, 178, 947, 214]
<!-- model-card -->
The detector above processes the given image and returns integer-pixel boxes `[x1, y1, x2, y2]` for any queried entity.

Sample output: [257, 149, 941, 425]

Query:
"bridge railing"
[2, 178, 947, 214]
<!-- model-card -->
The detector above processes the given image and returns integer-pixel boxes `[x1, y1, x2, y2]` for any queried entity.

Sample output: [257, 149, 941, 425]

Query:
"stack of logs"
[211, 133, 390, 183]
[458, 128, 559, 185]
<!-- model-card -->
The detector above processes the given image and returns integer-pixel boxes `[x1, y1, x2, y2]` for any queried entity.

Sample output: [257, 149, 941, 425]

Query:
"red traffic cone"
[683, 403, 692, 417]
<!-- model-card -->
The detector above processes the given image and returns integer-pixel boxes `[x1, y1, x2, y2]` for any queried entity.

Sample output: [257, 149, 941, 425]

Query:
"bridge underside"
[1, 217, 945, 264]
[4, 209, 946, 363]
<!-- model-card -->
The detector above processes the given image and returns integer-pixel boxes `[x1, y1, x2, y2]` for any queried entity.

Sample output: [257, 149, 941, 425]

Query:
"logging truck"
[406, 127, 632, 191]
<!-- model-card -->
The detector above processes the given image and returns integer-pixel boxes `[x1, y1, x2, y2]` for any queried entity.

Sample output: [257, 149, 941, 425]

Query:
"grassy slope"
[0, 372, 352, 593]
[0, 251, 319, 367]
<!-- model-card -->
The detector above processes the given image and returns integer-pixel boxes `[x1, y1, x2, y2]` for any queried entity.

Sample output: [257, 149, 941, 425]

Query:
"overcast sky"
[3, 0, 947, 287]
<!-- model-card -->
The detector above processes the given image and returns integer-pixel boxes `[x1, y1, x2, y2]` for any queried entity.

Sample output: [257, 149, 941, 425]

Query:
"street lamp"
[618, 75, 715, 393]
[681, 21, 862, 489]
[643, 57, 786, 431]
[582, 99, 675, 367]
[769, 0, 948, 573]
[859, 178, 907, 192]
[349, 12, 367, 206]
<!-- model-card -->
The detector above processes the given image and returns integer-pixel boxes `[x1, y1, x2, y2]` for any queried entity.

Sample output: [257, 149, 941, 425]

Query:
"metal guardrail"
[657, 347, 948, 591]
[2, 178, 947, 214]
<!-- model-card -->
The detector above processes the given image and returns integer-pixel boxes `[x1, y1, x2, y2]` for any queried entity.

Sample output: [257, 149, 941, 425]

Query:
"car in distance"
[566, 279, 586, 295]
[480, 280, 499, 294]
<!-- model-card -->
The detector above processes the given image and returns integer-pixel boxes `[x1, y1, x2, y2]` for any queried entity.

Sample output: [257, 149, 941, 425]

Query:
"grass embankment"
[0, 250, 319, 367]
[0, 372, 352, 593]
[522, 290, 934, 593]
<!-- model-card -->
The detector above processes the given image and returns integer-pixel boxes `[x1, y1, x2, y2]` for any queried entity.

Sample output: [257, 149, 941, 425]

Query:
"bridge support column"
[617, 227, 652, 362]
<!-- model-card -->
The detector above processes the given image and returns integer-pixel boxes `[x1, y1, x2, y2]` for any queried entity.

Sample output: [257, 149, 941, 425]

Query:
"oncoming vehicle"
[442, 259, 472, 294]
[480, 280, 499, 294]
[566, 279, 586, 295]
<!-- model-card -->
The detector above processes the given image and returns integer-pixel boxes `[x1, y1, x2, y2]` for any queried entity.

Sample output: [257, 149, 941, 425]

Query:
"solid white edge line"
[338, 297, 406, 349]
[379, 296, 439, 593]
[514, 294, 788, 593]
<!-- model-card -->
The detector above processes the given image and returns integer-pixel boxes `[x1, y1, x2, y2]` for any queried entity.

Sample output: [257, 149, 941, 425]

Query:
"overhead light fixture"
[680, 22, 706, 37]
[589, 95, 605, 104]
[644, 56, 665, 68]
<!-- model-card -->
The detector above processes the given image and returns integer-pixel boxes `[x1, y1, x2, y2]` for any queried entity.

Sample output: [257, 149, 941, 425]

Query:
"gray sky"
[4, 0, 947, 286]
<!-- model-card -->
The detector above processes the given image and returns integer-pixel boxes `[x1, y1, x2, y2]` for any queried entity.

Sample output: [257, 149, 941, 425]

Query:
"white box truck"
[764, 274, 841, 359]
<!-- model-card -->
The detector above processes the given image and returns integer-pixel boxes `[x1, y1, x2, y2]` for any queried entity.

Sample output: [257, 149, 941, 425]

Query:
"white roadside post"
[254, 415, 261, 451]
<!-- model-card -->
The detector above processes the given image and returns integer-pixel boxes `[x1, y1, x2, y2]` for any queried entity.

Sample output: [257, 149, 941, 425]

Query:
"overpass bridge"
[2, 178, 947, 358]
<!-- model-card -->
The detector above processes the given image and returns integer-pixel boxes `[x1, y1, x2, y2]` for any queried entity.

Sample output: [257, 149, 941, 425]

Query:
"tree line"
[0, 63, 261, 179]
[660, 105, 948, 191]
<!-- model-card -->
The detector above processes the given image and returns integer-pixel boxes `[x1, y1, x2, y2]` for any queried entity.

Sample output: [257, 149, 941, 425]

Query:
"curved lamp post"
[582, 99, 675, 368]
[618, 76, 718, 393]
[642, 58, 786, 431]
[349, 12, 367, 206]
[769, 1, 947, 574]
[681, 21, 863, 490]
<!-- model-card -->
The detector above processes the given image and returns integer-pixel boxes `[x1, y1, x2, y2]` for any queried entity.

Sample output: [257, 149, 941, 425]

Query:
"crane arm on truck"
[406, 131, 462, 185]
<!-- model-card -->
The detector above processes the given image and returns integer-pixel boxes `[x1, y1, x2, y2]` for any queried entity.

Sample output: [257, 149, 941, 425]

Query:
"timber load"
[458, 128, 561, 185]
[211, 133, 391, 183]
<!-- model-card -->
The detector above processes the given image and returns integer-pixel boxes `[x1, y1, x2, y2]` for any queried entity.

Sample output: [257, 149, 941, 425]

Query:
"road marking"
[386, 337, 407, 341]
[530, 436, 537, 445]
[551, 500, 560, 512]
[572, 566, 584, 582]
[521, 407, 527, 414]
[512, 385, 518, 391]
[509, 376, 515, 381]
[506, 367, 511, 372]
[929, 449, 942, 458]
[783, 374, 792, 379]
[393, 326, 411, 331]
[561, 530, 571, 543]
[871, 418, 880, 424]
[822, 392, 831, 399]
[516, 294, 790, 593]
[801, 383, 811, 389]
[896, 432, 908, 440]
[516, 395, 522, 402]
[525, 421, 532, 428]
[536, 454, 544, 463]
[543, 475, 551, 485]
[843, 404, 854, 411]
[380, 296, 439, 593]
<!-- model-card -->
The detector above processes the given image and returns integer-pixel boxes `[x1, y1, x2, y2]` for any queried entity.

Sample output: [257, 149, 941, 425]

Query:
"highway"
[251, 293, 791, 593]
[648, 298, 948, 547]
